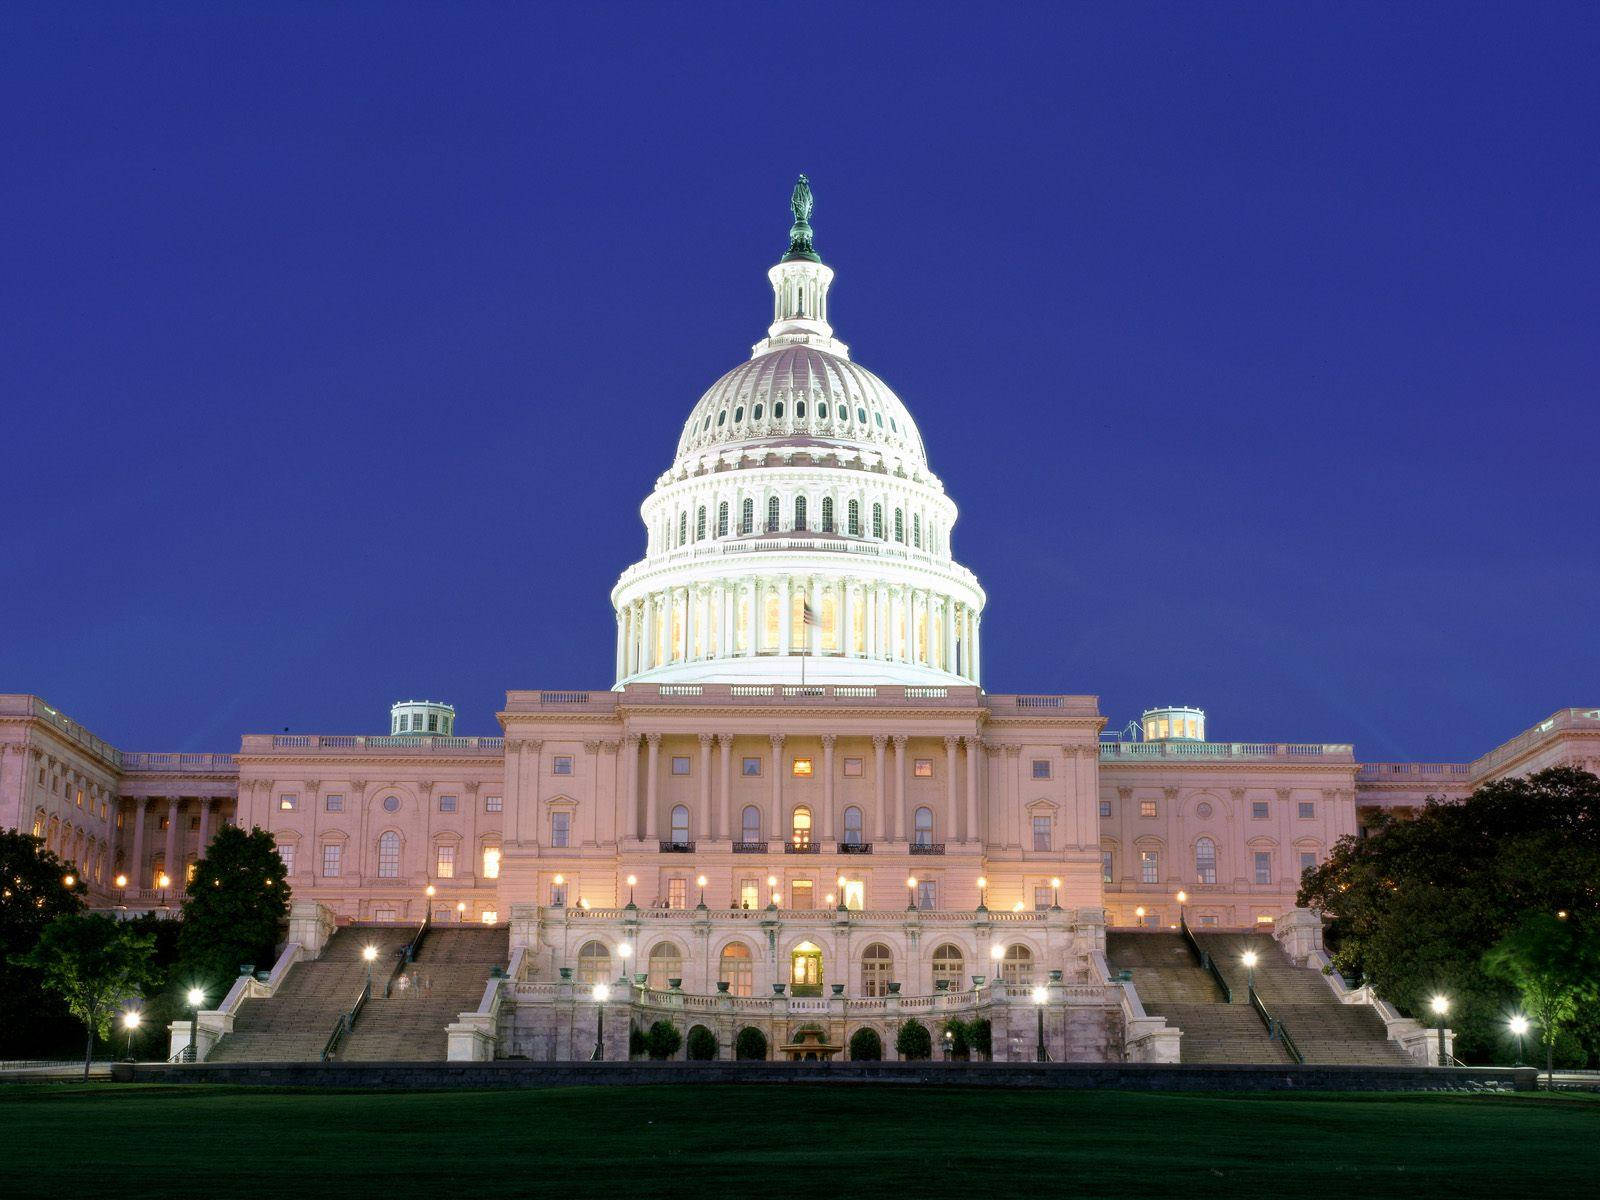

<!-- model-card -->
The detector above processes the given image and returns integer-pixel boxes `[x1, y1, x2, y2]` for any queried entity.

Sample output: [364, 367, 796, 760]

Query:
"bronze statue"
[785, 173, 819, 262]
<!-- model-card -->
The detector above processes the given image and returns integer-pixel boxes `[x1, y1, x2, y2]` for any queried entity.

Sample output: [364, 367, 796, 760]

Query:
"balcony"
[732, 841, 769, 854]
[838, 842, 874, 855]
[909, 842, 945, 856]
[784, 841, 820, 855]
[658, 841, 696, 854]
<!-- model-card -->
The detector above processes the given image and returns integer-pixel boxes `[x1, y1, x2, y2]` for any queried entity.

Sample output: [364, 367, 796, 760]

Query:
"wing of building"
[2, 179, 1595, 1065]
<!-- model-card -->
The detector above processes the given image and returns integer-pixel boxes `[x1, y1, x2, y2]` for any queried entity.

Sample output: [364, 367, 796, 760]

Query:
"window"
[720, 943, 753, 996]
[843, 806, 863, 845]
[696, 506, 706, 540]
[383, 795, 400, 813]
[321, 843, 342, 877]
[842, 879, 865, 910]
[1032, 759, 1051, 780]
[550, 812, 570, 848]
[894, 508, 904, 542]
[670, 805, 689, 842]
[483, 846, 500, 879]
[1098, 800, 1112, 818]
[913, 758, 933, 778]
[325, 794, 343, 813]
[1253, 852, 1272, 885]
[1251, 801, 1270, 820]
[1140, 850, 1159, 884]
[671, 755, 691, 776]
[1195, 837, 1217, 885]
[794, 496, 807, 530]
[766, 497, 780, 532]
[916, 880, 937, 910]
[1141, 910, 1161, 929]
[932, 944, 964, 990]
[1101, 849, 1114, 883]
[861, 943, 894, 997]
[872, 503, 883, 539]
[648, 942, 683, 989]
[550, 879, 566, 906]
[436, 845, 455, 878]
[791, 806, 812, 848]
[795, 399, 806, 418]
[753, 403, 763, 420]
[279, 843, 296, 875]
[847, 499, 860, 536]
[377, 832, 401, 878]
[843, 757, 862, 777]
[791, 757, 813, 778]
[1139, 800, 1158, 819]
[1034, 886, 1052, 911]
[189, 815, 200, 831]
[791, 880, 813, 909]
[913, 513, 922, 548]
[480, 910, 498, 925]
[741, 806, 762, 842]
[279, 794, 298, 811]
[1001, 943, 1034, 985]
[577, 941, 609, 986]
[1032, 815, 1052, 851]
[913, 807, 934, 847]
[1300, 851, 1317, 876]
[667, 877, 687, 909]
[439, 795, 458, 813]
[552, 756, 573, 775]
[740, 498, 753, 534]
[1298, 801, 1316, 819]
[821, 497, 834, 533]
[678, 512, 687, 544]
[717, 502, 729, 537]
[427, 714, 438, 733]
[742, 757, 761, 777]
[485, 795, 503, 813]
[739, 877, 760, 910]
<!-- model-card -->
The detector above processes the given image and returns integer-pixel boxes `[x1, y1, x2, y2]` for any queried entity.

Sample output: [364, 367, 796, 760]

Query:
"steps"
[208, 926, 416, 1063]
[338, 927, 509, 1062]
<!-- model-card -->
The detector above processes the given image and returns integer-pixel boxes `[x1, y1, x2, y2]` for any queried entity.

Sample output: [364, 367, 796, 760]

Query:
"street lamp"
[1509, 1015, 1529, 1067]
[1175, 891, 1188, 928]
[552, 875, 564, 908]
[990, 942, 1006, 989]
[617, 942, 632, 985]
[62, 874, 76, 889]
[836, 874, 848, 912]
[1050, 877, 1061, 911]
[944, 1028, 954, 1061]
[906, 876, 918, 910]
[185, 987, 205, 1063]
[767, 875, 779, 910]
[157, 873, 171, 907]
[1133, 905, 1146, 927]
[1430, 995, 1450, 1066]
[456, 901, 466, 922]
[696, 874, 708, 909]
[362, 944, 378, 991]
[1031, 984, 1049, 1062]
[976, 876, 988, 912]
[121, 1010, 141, 1062]
[1241, 950, 1258, 994]
[114, 874, 128, 890]
[590, 982, 610, 1061]
[625, 874, 637, 908]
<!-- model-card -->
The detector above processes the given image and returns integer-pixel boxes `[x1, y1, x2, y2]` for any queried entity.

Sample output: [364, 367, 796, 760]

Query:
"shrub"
[969, 1018, 992, 1058]
[942, 1017, 970, 1058]
[686, 1024, 717, 1061]
[895, 1018, 932, 1061]
[734, 1026, 768, 1060]
[848, 1026, 883, 1061]
[628, 1024, 647, 1059]
[646, 1020, 682, 1060]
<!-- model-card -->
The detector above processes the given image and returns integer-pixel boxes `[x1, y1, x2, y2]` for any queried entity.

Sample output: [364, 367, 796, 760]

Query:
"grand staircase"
[207, 926, 416, 1063]
[338, 927, 509, 1061]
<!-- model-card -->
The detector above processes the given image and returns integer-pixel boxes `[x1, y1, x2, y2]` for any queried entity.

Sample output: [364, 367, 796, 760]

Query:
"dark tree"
[23, 914, 156, 1080]
[685, 1024, 717, 1060]
[848, 1026, 883, 1061]
[734, 1026, 767, 1060]
[645, 1019, 682, 1060]
[0, 830, 87, 1057]
[968, 1018, 992, 1059]
[942, 1017, 971, 1058]
[1484, 913, 1600, 1084]
[895, 1018, 932, 1060]
[177, 825, 289, 992]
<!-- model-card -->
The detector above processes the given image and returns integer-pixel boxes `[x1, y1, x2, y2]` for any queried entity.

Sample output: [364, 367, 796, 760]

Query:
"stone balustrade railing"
[121, 752, 237, 773]
[1355, 761, 1472, 782]
[546, 905, 1067, 926]
[502, 685, 1097, 715]
[512, 980, 1105, 1016]
[613, 535, 982, 591]
[243, 733, 506, 754]
[1099, 740, 1354, 764]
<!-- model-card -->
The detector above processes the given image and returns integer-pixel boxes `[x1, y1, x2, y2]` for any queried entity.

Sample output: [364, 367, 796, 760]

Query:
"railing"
[120, 752, 237, 773]
[783, 842, 820, 854]
[909, 842, 945, 856]
[838, 842, 873, 854]
[256, 733, 504, 753]
[1179, 915, 1232, 1003]
[1101, 740, 1354, 764]
[732, 841, 769, 854]
[658, 840, 696, 853]
[386, 909, 432, 997]
[168, 1044, 196, 1063]
[1470, 708, 1600, 777]
[320, 977, 371, 1062]
[1248, 984, 1304, 1064]
[8, 696, 124, 768]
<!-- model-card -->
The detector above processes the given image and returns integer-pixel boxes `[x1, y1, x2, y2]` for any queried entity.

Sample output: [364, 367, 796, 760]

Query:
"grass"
[1, 1083, 1595, 1198]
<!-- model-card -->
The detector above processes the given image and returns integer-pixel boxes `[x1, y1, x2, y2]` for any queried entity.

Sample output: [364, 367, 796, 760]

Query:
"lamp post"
[456, 901, 466, 923]
[122, 1010, 141, 1062]
[1509, 1015, 1529, 1068]
[976, 876, 987, 912]
[990, 942, 1005, 989]
[767, 875, 779, 910]
[63, 873, 76, 889]
[1050, 877, 1061, 911]
[836, 874, 848, 912]
[362, 944, 378, 991]
[590, 982, 610, 1061]
[1175, 891, 1188, 928]
[1430, 995, 1450, 1066]
[944, 1028, 954, 1061]
[157, 872, 171, 908]
[114, 873, 128, 891]
[625, 874, 637, 908]
[185, 987, 205, 1062]
[906, 876, 918, 911]
[1241, 950, 1257, 995]
[1031, 985, 1049, 1062]
[617, 942, 632, 986]
[1133, 905, 1145, 927]
[696, 875, 708, 909]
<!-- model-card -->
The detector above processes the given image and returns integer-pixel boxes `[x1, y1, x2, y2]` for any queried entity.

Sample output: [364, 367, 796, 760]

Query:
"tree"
[942, 1017, 971, 1058]
[969, 1018, 993, 1060]
[848, 1026, 883, 1061]
[177, 825, 289, 991]
[1484, 913, 1600, 1085]
[0, 831, 87, 1057]
[1299, 766, 1600, 1062]
[734, 1026, 767, 1060]
[686, 1024, 717, 1060]
[895, 1018, 932, 1060]
[22, 914, 156, 1080]
[646, 1019, 682, 1060]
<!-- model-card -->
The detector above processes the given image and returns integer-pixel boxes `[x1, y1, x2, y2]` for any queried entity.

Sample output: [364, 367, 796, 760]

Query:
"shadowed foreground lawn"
[2, 1083, 1595, 1199]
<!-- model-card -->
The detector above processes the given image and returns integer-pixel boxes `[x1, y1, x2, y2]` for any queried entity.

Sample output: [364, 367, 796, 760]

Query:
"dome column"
[942, 598, 955, 674]
[684, 585, 698, 663]
[644, 733, 661, 839]
[778, 577, 793, 655]
[640, 595, 656, 671]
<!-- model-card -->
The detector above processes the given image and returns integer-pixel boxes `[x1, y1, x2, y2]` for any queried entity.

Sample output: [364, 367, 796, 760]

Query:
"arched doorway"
[790, 940, 823, 996]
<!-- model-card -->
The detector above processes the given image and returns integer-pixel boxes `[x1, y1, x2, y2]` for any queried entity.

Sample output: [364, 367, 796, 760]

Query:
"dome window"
[774, 401, 784, 419]
[717, 411, 727, 427]
[734, 406, 744, 422]
[857, 407, 866, 423]
[766, 497, 780, 533]
[696, 506, 707, 541]
[894, 508, 904, 543]
[794, 496, 807, 530]
[874, 413, 883, 428]
[817, 402, 828, 419]
[821, 497, 834, 533]
[702, 416, 711, 431]
[796, 400, 807, 418]
[890, 418, 898, 432]
[872, 503, 883, 540]
[848, 500, 861, 536]
[753, 403, 763, 421]
[740, 498, 754, 534]
[717, 502, 729, 537]
[913, 513, 922, 549]
[679, 513, 688, 545]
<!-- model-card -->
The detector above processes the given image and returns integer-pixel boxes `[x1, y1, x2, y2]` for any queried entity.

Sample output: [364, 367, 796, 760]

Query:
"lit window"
[577, 941, 609, 985]
[739, 877, 759, 910]
[791, 757, 813, 778]
[279, 794, 298, 811]
[1032, 815, 1051, 851]
[791, 880, 814, 909]
[321, 843, 342, 877]
[843, 757, 862, 777]
[1098, 800, 1112, 818]
[648, 941, 684, 988]
[1101, 850, 1114, 883]
[481, 910, 498, 925]
[1195, 837, 1217, 884]
[552, 756, 573, 776]
[1251, 801, 1269, 820]
[377, 832, 400, 878]
[436, 845, 455, 878]
[1034, 886, 1051, 911]
[862, 943, 894, 997]
[932, 944, 964, 990]
[1032, 760, 1051, 780]
[741, 806, 762, 842]
[485, 795, 503, 813]
[670, 805, 689, 842]
[667, 878, 686, 909]
[325, 794, 343, 813]
[1298, 801, 1316, 819]
[791, 806, 812, 848]
[1139, 800, 1157, 819]
[483, 846, 501, 879]
[1140, 850, 1159, 884]
[720, 943, 753, 996]
[913, 758, 933, 778]
[550, 880, 566, 906]
[550, 812, 570, 848]
[843, 879, 864, 910]
[671, 756, 691, 776]
[1253, 852, 1272, 885]
[439, 795, 458, 813]
[1001, 944, 1034, 985]
[742, 757, 761, 777]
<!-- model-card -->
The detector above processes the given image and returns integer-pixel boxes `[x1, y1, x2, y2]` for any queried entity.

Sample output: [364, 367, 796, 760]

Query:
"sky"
[1, 3, 1596, 762]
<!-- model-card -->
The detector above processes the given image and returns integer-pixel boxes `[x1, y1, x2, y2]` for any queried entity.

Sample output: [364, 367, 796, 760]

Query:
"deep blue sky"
[3, 3, 1596, 761]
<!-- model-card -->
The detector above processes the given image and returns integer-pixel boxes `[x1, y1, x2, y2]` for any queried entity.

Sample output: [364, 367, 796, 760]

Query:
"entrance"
[790, 941, 823, 997]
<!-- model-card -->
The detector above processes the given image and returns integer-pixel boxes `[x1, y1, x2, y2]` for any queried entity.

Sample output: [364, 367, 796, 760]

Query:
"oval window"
[753, 404, 763, 421]
[874, 413, 883, 428]
[717, 411, 727, 427]
[734, 406, 744, 422]
[857, 407, 867, 423]
[774, 401, 785, 419]
[382, 795, 400, 813]
[796, 400, 807, 418]
[890, 417, 898, 432]
[817, 402, 828, 419]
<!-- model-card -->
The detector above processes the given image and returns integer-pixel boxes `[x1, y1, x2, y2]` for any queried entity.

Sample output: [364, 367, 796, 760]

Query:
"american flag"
[801, 600, 819, 628]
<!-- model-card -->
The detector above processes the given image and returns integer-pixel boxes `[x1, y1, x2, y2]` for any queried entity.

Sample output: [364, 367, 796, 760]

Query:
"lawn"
[1, 1083, 1593, 1199]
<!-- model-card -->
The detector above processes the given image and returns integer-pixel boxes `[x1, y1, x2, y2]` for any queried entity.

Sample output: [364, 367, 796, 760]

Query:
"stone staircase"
[207, 926, 416, 1063]
[1192, 931, 1412, 1066]
[337, 927, 510, 1062]
[1107, 931, 1292, 1064]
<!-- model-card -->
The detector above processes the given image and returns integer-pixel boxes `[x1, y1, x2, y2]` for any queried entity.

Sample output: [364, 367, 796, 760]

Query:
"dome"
[675, 345, 926, 465]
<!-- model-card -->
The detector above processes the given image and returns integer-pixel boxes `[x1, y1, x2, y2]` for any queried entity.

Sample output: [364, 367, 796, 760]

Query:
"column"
[944, 736, 959, 841]
[972, 614, 981, 682]
[778, 577, 792, 655]
[922, 591, 934, 666]
[846, 584, 859, 658]
[821, 734, 837, 841]
[965, 737, 982, 844]
[808, 576, 821, 657]
[698, 733, 713, 835]
[130, 798, 149, 888]
[623, 734, 642, 839]
[644, 734, 661, 840]
[893, 736, 908, 842]
[684, 585, 698, 661]
[163, 797, 181, 884]
[615, 610, 626, 680]
[943, 599, 955, 674]
[886, 587, 899, 661]
[769, 734, 784, 841]
[750, 579, 764, 655]
[640, 596, 656, 670]
[717, 734, 733, 839]
[866, 585, 878, 660]
[872, 735, 888, 842]
[197, 798, 211, 851]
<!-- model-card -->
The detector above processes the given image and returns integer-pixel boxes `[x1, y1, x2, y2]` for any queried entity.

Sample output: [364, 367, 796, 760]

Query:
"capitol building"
[3, 179, 1597, 1066]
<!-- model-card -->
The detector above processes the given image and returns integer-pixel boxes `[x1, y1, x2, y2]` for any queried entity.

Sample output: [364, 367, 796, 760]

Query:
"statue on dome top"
[785, 173, 819, 262]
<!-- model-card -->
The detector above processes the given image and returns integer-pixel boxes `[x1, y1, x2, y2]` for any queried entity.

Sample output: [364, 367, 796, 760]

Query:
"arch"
[932, 943, 965, 990]
[791, 805, 812, 849]
[741, 805, 762, 843]
[861, 942, 894, 997]
[670, 804, 690, 843]
[848, 499, 861, 536]
[842, 805, 864, 845]
[576, 940, 610, 985]
[741, 497, 754, 534]
[766, 496, 780, 532]
[717, 501, 729, 537]
[1195, 836, 1218, 885]
[719, 941, 754, 997]
[912, 806, 934, 847]
[1000, 943, 1035, 985]
[647, 940, 684, 989]
[789, 939, 823, 996]
[376, 830, 401, 878]
[821, 496, 834, 533]
[794, 495, 807, 530]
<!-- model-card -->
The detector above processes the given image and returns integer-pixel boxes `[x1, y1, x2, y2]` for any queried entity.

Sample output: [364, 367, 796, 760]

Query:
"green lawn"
[1, 1084, 1593, 1198]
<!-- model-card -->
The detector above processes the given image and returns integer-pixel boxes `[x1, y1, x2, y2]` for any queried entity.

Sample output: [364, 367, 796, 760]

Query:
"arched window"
[741, 498, 753, 534]
[1001, 943, 1034, 986]
[817, 401, 829, 419]
[752, 403, 763, 421]
[741, 805, 762, 844]
[717, 410, 727, 426]
[791, 805, 812, 849]
[847, 500, 860, 536]
[377, 831, 401, 878]
[577, 940, 610, 985]
[861, 943, 894, 997]
[1195, 837, 1217, 885]
[821, 496, 834, 533]
[913, 806, 934, 848]
[766, 497, 780, 533]
[794, 496, 807, 530]
[894, 508, 904, 543]
[913, 513, 922, 548]
[696, 506, 706, 540]
[678, 512, 687, 545]
[843, 806, 863, 845]
[717, 502, 729, 537]
[648, 941, 684, 990]
[774, 401, 784, 419]
[720, 943, 753, 997]
[872, 503, 883, 539]
[670, 805, 690, 844]
[482, 845, 500, 879]
[734, 405, 744, 422]
[932, 943, 965, 991]
[796, 399, 807, 419]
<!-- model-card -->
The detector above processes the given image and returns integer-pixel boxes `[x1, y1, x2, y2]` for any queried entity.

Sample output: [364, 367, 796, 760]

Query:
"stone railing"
[1355, 761, 1472, 782]
[2, 695, 124, 768]
[121, 752, 237, 773]
[242, 733, 506, 754]
[1099, 740, 1354, 764]
[613, 536, 982, 591]
[1469, 707, 1600, 777]
[546, 905, 1063, 927]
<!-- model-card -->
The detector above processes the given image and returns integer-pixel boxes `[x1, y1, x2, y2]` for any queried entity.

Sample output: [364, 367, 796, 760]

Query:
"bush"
[942, 1017, 970, 1058]
[734, 1026, 768, 1060]
[686, 1024, 717, 1061]
[848, 1027, 883, 1061]
[628, 1024, 647, 1059]
[895, 1018, 932, 1060]
[645, 1019, 682, 1060]
[969, 1018, 992, 1059]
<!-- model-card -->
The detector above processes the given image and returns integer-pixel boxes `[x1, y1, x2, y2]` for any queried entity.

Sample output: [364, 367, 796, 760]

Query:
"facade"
[2, 179, 1596, 1061]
